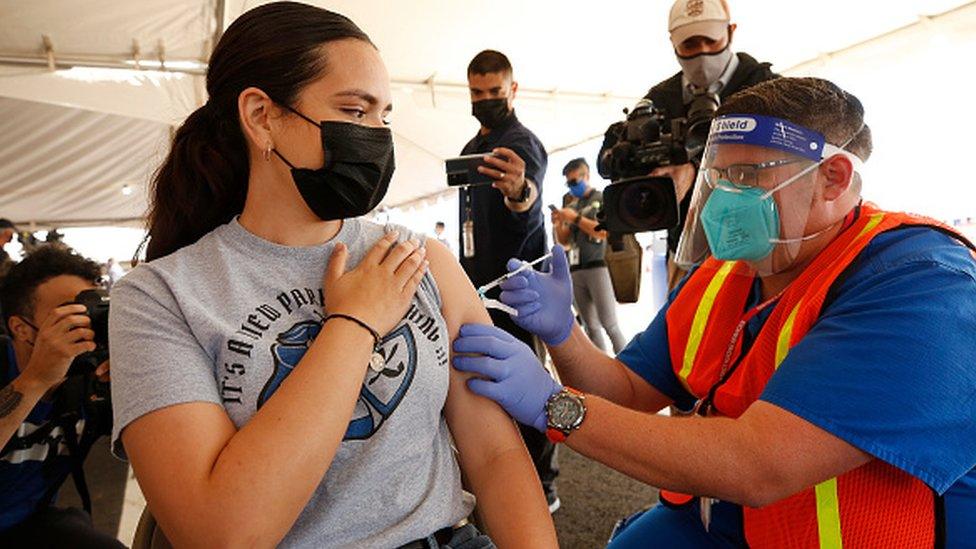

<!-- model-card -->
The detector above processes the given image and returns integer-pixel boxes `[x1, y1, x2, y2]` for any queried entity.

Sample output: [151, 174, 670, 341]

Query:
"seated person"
[108, 3, 558, 548]
[0, 246, 118, 548]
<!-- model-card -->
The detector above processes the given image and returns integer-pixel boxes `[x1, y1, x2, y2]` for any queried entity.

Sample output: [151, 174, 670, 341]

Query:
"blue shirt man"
[0, 246, 119, 547]
[616, 225, 976, 546]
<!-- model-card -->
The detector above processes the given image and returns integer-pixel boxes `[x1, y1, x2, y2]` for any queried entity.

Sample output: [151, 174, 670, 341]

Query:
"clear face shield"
[674, 114, 864, 276]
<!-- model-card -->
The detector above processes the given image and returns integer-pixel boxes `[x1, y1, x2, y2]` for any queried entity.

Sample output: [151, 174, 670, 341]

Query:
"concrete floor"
[55, 437, 145, 547]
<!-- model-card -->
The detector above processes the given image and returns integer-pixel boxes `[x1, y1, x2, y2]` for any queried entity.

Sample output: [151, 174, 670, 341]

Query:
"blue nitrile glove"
[452, 324, 561, 431]
[499, 245, 574, 346]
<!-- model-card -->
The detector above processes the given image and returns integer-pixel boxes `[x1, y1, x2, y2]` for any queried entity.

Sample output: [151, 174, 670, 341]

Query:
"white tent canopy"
[1, 0, 974, 227]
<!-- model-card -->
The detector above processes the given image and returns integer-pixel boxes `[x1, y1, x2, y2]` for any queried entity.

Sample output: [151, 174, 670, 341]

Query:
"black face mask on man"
[273, 105, 395, 221]
[471, 98, 512, 130]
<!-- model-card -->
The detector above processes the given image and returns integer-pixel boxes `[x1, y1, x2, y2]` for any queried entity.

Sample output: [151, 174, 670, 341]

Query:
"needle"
[476, 252, 553, 297]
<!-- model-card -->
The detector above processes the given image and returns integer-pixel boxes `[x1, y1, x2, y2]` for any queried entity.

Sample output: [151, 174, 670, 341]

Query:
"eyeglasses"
[703, 158, 806, 189]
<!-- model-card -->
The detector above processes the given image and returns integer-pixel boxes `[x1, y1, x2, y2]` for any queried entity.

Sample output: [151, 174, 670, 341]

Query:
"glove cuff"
[531, 381, 563, 432]
[542, 312, 574, 346]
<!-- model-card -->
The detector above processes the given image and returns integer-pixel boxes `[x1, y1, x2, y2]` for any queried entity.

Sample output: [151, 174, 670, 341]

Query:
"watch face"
[549, 394, 583, 430]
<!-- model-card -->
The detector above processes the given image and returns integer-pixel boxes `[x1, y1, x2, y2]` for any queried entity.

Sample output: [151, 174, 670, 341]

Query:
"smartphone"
[445, 153, 496, 187]
[548, 205, 558, 213]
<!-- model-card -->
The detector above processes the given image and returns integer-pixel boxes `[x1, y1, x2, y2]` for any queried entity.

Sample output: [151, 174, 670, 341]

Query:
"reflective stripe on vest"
[680, 260, 737, 381]
[815, 478, 843, 549]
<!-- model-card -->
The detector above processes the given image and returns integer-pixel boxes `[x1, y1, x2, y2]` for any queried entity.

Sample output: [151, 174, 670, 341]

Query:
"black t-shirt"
[458, 113, 548, 287]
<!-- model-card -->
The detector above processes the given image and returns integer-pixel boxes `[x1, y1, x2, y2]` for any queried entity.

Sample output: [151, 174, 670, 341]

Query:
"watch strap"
[544, 387, 585, 444]
[510, 178, 531, 203]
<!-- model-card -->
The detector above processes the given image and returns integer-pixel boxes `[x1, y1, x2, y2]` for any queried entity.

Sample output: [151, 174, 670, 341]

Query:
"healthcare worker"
[452, 77, 976, 547]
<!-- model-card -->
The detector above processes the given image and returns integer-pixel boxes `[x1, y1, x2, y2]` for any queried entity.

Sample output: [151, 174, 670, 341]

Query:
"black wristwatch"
[509, 178, 531, 203]
[545, 387, 587, 443]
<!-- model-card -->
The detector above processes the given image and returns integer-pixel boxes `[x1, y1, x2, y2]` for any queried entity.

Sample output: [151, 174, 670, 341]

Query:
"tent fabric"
[0, 0, 973, 227]
[0, 97, 166, 226]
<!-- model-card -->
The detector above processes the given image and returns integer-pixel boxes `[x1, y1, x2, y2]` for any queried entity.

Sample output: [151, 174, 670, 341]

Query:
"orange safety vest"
[660, 204, 973, 548]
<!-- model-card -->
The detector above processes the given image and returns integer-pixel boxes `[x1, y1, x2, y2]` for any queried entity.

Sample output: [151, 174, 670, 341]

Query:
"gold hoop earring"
[264, 142, 273, 162]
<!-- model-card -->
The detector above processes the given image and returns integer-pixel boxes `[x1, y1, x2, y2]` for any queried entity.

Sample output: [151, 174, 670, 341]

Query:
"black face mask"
[274, 106, 395, 221]
[471, 98, 512, 130]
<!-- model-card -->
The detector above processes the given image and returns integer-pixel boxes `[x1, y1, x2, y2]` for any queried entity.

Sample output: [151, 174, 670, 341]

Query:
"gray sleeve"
[108, 271, 220, 460]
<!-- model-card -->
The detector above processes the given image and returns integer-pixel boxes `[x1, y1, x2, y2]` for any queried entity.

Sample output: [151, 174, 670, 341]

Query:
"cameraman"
[0, 247, 119, 548]
[602, 0, 777, 288]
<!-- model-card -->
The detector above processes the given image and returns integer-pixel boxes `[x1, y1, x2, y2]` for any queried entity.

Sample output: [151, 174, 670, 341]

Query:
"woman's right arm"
[119, 233, 427, 548]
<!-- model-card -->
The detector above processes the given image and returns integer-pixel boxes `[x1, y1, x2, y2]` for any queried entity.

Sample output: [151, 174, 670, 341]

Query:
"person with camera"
[0, 246, 119, 548]
[552, 158, 626, 354]
[452, 77, 976, 546]
[458, 49, 560, 512]
[108, 5, 557, 548]
[601, 0, 777, 290]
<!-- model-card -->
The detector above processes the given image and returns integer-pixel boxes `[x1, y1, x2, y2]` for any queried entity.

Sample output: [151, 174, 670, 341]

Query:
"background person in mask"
[452, 77, 976, 546]
[601, 0, 778, 289]
[552, 158, 626, 354]
[458, 49, 560, 512]
[107, 4, 557, 548]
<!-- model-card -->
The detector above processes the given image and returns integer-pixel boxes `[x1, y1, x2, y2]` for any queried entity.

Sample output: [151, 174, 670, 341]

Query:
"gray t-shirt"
[109, 217, 473, 547]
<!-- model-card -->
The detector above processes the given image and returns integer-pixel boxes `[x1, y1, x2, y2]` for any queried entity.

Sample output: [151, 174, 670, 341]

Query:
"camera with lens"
[598, 93, 719, 234]
[66, 289, 110, 377]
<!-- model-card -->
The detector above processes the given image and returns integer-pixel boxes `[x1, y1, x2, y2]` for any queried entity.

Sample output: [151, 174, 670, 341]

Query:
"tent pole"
[212, 0, 227, 54]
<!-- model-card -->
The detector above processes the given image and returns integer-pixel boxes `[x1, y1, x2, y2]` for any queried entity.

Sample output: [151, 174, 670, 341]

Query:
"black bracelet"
[324, 314, 389, 372]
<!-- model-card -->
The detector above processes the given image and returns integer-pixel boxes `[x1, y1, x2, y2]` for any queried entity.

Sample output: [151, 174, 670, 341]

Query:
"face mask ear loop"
[278, 102, 322, 129]
[271, 148, 298, 170]
[760, 160, 820, 200]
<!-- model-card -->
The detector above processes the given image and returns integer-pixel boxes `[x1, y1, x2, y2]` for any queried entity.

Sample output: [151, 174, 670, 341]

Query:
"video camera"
[66, 289, 110, 377]
[598, 93, 719, 234]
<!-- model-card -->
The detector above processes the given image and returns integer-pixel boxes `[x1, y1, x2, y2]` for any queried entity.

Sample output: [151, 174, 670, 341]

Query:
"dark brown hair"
[0, 246, 101, 324]
[467, 49, 513, 78]
[562, 157, 589, 176]
[143, 2, 371, 261]
[717, 77, 872, 161]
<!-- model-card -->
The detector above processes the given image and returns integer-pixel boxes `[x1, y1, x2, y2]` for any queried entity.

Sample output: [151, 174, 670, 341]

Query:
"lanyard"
[690, 286, 785, 417]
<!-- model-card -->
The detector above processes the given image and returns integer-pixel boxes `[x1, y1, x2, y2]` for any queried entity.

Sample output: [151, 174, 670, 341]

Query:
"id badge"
[568, 246, 581, 266]
[462, 219, 475, 258]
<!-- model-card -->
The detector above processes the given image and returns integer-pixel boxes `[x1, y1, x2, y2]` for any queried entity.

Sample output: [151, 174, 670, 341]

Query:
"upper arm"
[122, 402, 238, 539]
[734, 401, 870, 506]
[109, 276, 222, 457]
[109, 276, 238, 541]
[424, 239, 527, 461]
[616, 307, 695, 411]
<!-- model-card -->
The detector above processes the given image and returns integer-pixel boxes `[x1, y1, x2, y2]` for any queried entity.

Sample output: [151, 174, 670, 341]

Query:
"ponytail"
[141, 1, 371, 262]
[143, 104, 248, 261]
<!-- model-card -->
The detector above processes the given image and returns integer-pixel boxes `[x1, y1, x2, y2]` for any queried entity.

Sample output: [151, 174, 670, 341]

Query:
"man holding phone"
[457, 49, 558, 510]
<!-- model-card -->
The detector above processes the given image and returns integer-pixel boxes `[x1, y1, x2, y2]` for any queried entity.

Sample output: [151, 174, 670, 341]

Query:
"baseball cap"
[0, 218, 17, 231]
[669, 0, 730, 47]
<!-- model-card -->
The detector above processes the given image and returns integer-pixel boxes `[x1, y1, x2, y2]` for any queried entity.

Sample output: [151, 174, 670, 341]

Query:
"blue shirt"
[458, 113, 548, 288]
[617, 226, 976, 545]
[0, 339, 88, 531]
